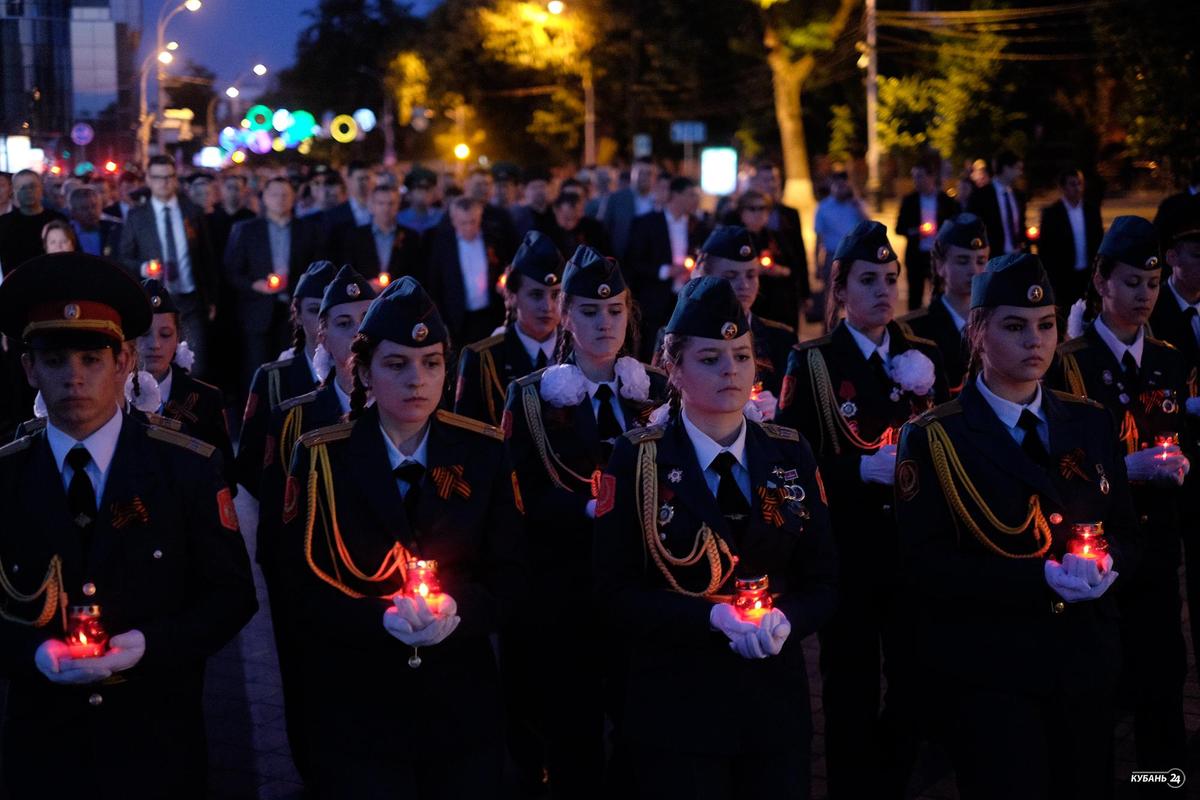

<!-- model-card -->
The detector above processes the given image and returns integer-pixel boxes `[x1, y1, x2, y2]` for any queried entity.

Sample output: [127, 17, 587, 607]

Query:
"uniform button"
[1049, 513, 1063, 525]
[82, 582, 96, 597]
[152, 549, 163, 560]
[1053, 601, 1065, 615]
[1139, 514, 1149, 524]
[88, 693, 103, 706]
[10, 564, 17, 574]
[882, 504, 893, 514]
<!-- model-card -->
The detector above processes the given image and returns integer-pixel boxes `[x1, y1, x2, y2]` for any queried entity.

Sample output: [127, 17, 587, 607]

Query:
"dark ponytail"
[290, 298, 307, 355]
[1082, 254, 1118, 325]
[348, 333, 377, 421]
[660, 333, 688, 422]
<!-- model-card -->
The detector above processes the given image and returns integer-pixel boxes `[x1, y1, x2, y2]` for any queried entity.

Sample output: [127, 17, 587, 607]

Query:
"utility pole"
[865, 0, 881, 212]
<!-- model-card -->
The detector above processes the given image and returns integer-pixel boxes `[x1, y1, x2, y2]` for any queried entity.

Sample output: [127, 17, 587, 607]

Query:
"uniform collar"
[939, 294, 967, 332]
[150, 195, 178, 213]
[380, 420, 430, 470]
[582, 373, 619, 400]
[681, 407, 747, 473]
[976, 374, 1043, 430]
[844, 320, 891, 362]
[1168, 277, 1200, 314]
[46, 406, 124, 475]
[1091, 315, 1144, 368]
[333, 380, 352, 414]
[158, 368, 174, 405]
[513, 324, 556, 365]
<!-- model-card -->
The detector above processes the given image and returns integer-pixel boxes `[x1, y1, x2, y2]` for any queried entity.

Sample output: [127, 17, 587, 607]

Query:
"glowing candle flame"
[267, 273, 283, 290]
[920, 221, 936, 236]
[378, 271, 391, 287]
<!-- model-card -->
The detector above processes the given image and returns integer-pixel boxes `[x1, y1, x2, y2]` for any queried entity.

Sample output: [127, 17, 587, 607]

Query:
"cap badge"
[739, 244, 752, 257]
[347, 283, 361, 298]
[150, 295, 162, 308]
[877, 246, 891, 261]
[63, 304, 80, 320]
[970, 237, 984, 249]
[544, 273, 559, 285]
[1027, 285, 1044, 303]
[412, 323, 429, 343]
[721, 322, 738, 340]
[1145, 256, 1159, 269]
[597, 283, 612, 299]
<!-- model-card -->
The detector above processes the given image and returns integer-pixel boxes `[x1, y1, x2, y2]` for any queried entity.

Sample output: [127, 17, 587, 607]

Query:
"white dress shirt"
[940, 295, 967, 333]
[157, 369, 175, 409]
[976, 376, 1048, 450]
[333, 381, 352, 414]
[47, 407, 124, 505]
[150, 196, 195, 293]
[681, 408, 750, 503]
[381, 422, 431, 498]
[634, 191, 655, 216]
[845, 322, 892, 370]
[665, 210, 690, 268]
[349, 198, 372, 227]
[456, 235, 490, 312]
[1065, 200, 1088, 270]
[514, 325, 556, 366]
[581, 376, 627, 431]
[1092, 316, 1144, 368]
[1167, 277, 1200, 346]
[995, 182, 1019, 254]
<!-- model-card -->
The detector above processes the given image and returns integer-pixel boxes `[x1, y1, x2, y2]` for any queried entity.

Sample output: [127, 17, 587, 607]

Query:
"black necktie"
[394, 461, 424, 521]
[593, 383, 622, 439]
[711, 451, 750, 531]
[868, 351, 892, 390]
[162, 205, 180, 283]
[1120, 351, 1140, 392]
[66, 447, 96, 529]
[1017, 410, 1050, 469]
[535, 349, 549, 370]
[1000, 189, 1017, 250]
[1184, 307, 1199, 345]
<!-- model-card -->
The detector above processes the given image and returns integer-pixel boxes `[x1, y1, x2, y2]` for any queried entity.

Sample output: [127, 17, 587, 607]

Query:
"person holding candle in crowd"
[279, 276, 525, 798]
[255, 264, 377, 782]
[899, 213, 990, 395]
[455, 230, 565, 426]
[0, 253, 256, 798]
[593, 275, 838, 797]
[135, 279, 235, 489]
[775, 220, 949, 799]
[502, 244, 666, 797]
[1044, 216, 1193, 779]
[895, 252, 1138, 800]
[235, 259, 338, 498]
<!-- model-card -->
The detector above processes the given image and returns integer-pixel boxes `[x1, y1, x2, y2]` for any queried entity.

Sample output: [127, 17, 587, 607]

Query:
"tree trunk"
[768, 53, 815, 215]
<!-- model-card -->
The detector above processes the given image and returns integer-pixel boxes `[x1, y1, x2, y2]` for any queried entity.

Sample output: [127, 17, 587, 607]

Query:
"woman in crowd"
[41, 219, 78, 254]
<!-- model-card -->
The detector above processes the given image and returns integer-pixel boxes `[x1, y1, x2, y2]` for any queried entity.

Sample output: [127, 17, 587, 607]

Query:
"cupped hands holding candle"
[34, 629, 147, 685]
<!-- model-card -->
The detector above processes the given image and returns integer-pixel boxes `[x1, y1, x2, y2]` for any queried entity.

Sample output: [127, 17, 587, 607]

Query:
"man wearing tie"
[118, 155, 218, 379]
[968, 150, 1027, 257]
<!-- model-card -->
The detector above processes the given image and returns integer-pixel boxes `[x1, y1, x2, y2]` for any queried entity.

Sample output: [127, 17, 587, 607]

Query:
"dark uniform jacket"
[279, 407, 525, 757]
[158, 363, 235, 492]
[593, 416, 838, 754]
[895, 380, 1138, 695]
[0, 415, 256, 798]
[900, 297, 970, 394]
[235, 353, 319, 497]
[455, 324, 552, 427]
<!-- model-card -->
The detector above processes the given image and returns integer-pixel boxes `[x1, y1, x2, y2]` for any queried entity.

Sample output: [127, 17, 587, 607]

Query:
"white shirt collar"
[681, 407, 748, 473]
[1168, 276, 1200, 314]
[157, 369, 174, 406]
[150, 195, 178, 213]
[333, 380, 352, 414]
[844, 321, 891, 362]
[303, 348, 319, 384]
[46, 406, 124, 476]
[514, 324, 556, 365]
[665, 209, 689, 227]
[582, 374, 619, 400]
[976, 375, 1044, 432]
[939, 295, 967, 332]
[1091, 315, 1145, 368]
[380, 421, 430, 471]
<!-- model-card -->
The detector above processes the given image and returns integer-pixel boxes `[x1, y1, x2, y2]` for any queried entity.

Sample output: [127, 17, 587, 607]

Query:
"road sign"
[670, 121, 706, 145]
[70, 123, 94, 147]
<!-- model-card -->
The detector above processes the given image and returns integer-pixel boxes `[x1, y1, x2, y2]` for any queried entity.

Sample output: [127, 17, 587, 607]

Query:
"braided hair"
[1081, 253, 1118, 325]
[659, 333, 688, 422]
[502, 266, 522, 327]
[964, 306, 996, 379]
[290, 299, 307, 355]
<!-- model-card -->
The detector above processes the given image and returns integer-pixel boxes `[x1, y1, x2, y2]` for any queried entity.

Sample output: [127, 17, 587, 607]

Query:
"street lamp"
[547, 0, 564, 13]
[454, 143, 471, 160]
[225, 86, 240, 99]
[166, 40, 179, 51]
[138, 47, 177, 168]
[253, 63, 268, 77]
[154, 0, 202, 152]
[157, 51, 174, 65]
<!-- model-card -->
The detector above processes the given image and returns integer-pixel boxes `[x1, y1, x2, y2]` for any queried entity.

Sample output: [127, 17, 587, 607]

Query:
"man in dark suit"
[0, 170, 68, 276]
[747, 162, 811, 303]
[967, 150, 1026, 257]
[224, 176, 325, 393]
[1154, 161, 1200, 244]
[602, 158, 658, 261]
[118, 155, 218, 379]
[425, 196, 506, 345]
[103, 170, 143, 222]
[67, 185, 119, 258]
[627, 176, 710, 359]
[895, 161, 958, 310]
[342, 184, 422, 284]
[322, 160, 376, 255]
[1038, 169, 1104, 310]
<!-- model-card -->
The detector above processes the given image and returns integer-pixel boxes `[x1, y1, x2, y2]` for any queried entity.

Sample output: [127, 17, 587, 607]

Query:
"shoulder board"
[757, 317, 796, 334]
[624, 425, 664, 444]
[897, 308, 929, 324]
[914, 399, 963, 428]
[143, 412, 183, 432]
[436, 409, 504, 441]
[516, 369, 545, 388]
[759, 423, 799, 441]
[1058, 337, 1089, 355]
[900, 330, 938, 350]
[17, 417, 47, 436]
[280, 390, 320, 412]
[794, 334, 832, 351]
[1145, 335, 1177, 352]
[1049, 389, 1104, 409]
[146, 426, 216, 458]
[298, 420, 355, 448]
[465, 333, 505, 353]
[0, 435, 34, 459]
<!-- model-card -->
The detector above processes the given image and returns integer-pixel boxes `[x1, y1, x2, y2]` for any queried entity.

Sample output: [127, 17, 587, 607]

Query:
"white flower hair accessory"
[1066, 298, 1087, 340]
[614, 356, 651, 402]
[888, 349, 936, 396]
[124, 371, 162, 413]
[313, 343, 334, 384]
[647, 402, 671, 426]
[540, 364, 589, 407]
[742, 399, 764, 422]
[174, 340, 195, 371]
[277, 346, 296, 361]
[33, 391, 48, 419]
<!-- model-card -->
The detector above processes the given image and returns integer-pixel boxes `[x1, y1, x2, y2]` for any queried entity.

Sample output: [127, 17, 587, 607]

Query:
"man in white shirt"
[1039, 169, 1104, 310]
[426, 196, 505, 345]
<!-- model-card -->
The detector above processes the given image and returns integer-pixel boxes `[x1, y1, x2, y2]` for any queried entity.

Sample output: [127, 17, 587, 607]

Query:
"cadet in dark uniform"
[257, 265, 377, 781]
[594, 276, 837, 798]
[899, 213, 990, 395]
[136, 279, 236, 488]
[280, 276, 525, 799]
[0, 253, 256, 800]
[455, 230, 564, 426]
[502, 245, 666, 798]
[775, 220, 949, 799]
[235, 259, 337, 497]
[1046, 216, 1193, 778]
[896, 253, 1138, 800]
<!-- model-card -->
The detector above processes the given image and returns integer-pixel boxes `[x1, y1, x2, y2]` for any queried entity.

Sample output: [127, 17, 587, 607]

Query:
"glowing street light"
[453, 143, 470, 160]
[157, 50, 174, 65]
[166, 40, 179, 51]
[253, 63, 268, 77]
[225, 86, 240, 99]
[547, 0, 565, 13]
[184, 0, 202, 11]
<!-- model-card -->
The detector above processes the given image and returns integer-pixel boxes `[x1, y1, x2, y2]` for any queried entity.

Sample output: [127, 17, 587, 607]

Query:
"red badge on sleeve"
[262, 435, 276, 468]
[217, 487, 239, 531]
[511, 471, 525, 515]
[501, 409, 513, 440]
[595, 473, 616, 518]
[780, 375, 796, 410]
[283, 476, 300, 524]
[243, 392, 259, 423]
